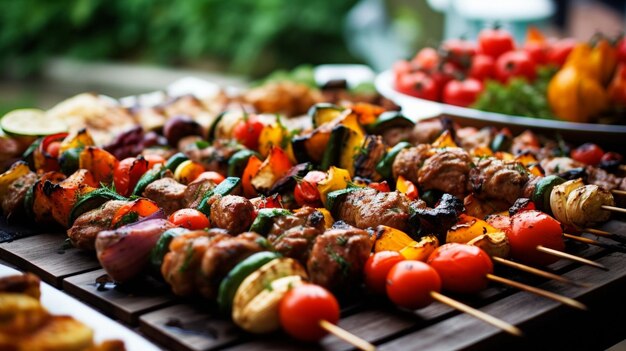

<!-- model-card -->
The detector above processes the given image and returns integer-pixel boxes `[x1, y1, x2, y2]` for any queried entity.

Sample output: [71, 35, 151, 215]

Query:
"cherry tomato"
[486, 214, 512, 232]
[412, 47, 440, 71]
[368, 181, 390, 193]
[386, 260, 441, 309]
[478, 27, 516, 59]
[600, 151, 623, 168]
[364, 251, 404, 295]
[427, 243, 493, 295]
[255, 193, 283, 210]
[495, 51, 536, 84]
[570, 143, 605, 166]
[393, 59, 416, 82]
[194, 171, 225, 185]
[469, 54, 496, 81]
[546, 38, 576, 67]
[168, 208, 210, 230]
[232, 115, 264, 150]
[46, 141, 62, 159]
[617, 38, 626, 64]
[508, 210, 564, 266]
[430, 62, 460, 97]
[441, 38, 476, 69]
[396, 71, 440, 101]
[279, 283, 340, 342]
[294, 171, 326, 207]
[114, 157, 149, 197]
[442, 78, 483, 107]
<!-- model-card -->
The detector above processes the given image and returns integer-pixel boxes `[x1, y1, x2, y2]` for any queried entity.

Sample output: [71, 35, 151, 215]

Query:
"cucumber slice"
[1, 109, 68, 136]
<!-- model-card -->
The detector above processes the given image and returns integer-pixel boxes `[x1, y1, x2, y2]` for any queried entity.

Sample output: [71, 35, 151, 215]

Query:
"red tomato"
[430, 62, 460, 97]
[396, 71, 440, 101]
[495, 51, 537, 83]
[168, 208, 210, 230]
[508, 210, 564, 266]
[368, 181, 390, 193]
[469, 54, 496, 81]
[609, 63, 626, 106]
[294, 171, 326, 207]
[194, 171, 225, 185]
[478, 27, 516, 59]
[393, 60, 416, 81]
[386, 260, 441, 309]
[427, 243, 493, 295]
[441, 38, 476, 68]
[442, 78, 483, 107]
[114, 157, 149, 197]
[364, 251, 404, 294]
[524, 42, 548, 66]
[255, 193, 283, 210]
[570, 143, 605, 166]
[412, 47, 440, 71]
[46, 141, 62, 159]
[232, 115, 264, 150]
[546, 38, 576, 67]
[618, 38, 626, 64]
[279, 283, 340, 342]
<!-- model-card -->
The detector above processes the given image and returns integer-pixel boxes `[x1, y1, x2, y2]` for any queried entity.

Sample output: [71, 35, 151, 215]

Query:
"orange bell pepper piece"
[242, 155, 262, 198]
[396, 175, 418, 200]
[79, 147, 119, 185]
[110, 198, 160, 228]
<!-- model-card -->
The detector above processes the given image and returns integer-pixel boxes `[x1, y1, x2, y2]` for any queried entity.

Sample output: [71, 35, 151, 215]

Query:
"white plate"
[375, 69, 626, 139]
[0, 263, 161, 351]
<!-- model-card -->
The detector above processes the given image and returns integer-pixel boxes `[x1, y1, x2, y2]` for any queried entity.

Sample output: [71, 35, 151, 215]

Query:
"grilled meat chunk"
[540, 157, 584, 175]
[307, 223, 372, 290]
[469, 158, 531, 204]
[354, 135, 386, 180]
[267, 206, 326, 263]
[199, 232, 266, 299]
[337, 188, 411, 232]
[210, 195, 255, 234]
[410, 193, 464, 241]
[392, 144, 431, 185]
[142, 177, 187, 215]
[161, 229, 230, 297]
[418, 148, 472, 198]
[67, 200, 127, 250]
[183, 177, 216, 209]
[1, 172, 37, 220]
[586, 166, 626, 191]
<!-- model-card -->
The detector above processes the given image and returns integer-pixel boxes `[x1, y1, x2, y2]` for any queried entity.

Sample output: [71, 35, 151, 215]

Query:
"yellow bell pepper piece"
[317, 166, 351, 207]
[174, 160, 205, 185]
[471, 146, 493, 157]
[446, 214, 501, 244]
[431, 130, 457, 148]
[372, 225, 414, 252]
[316, 208, 334, 229]
[0, 161, 30, 198]
[399, 235, 439, 261]
[59, 128, 95, 154]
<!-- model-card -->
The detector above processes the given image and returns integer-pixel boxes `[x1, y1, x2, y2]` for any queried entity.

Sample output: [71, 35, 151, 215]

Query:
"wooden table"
[2, 218, 626, 351]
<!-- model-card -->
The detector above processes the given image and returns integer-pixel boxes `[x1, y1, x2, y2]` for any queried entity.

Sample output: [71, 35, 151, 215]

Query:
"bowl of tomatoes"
[375, 26, 626, 138]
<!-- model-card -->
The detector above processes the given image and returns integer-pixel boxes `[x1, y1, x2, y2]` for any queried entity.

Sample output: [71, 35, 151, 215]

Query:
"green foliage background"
[0, 0, 361, 78]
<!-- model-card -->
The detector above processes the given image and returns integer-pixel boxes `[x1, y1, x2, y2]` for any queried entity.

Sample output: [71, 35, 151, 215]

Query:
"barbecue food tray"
[1, 77, 626, 351]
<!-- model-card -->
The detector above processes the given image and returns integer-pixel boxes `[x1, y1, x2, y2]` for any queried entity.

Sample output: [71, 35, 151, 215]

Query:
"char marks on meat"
[418, 148, 471, 198]
[392, 144, 431, 185]
[184, 177, 216, 209]
[337, 188, 411, 232]
[161, 229, 230, 297]
[354, 135, 386, 180]
[307, 222, 372, 290]
[267, 206, 326, 263]
[143, 177, 187, 215]
[469, 158, 530, 204]
[1, 172, 37, 220]
[210, 195, 255, 234]
[410, 193, 464, 242]
[67, 200, 128, 250]
[199, 232, 265, 299]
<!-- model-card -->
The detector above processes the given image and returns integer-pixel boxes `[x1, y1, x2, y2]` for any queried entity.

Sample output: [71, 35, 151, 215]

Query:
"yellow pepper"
[372, 225, 415, 252]
[316, 208, 334, 229]
[0, 161, 30, 198]
[174, 160, 205, 185]
[471, 146, 493, 157]
[399, 235, 439, 261]
[431, 130, 457, 148]
[316, 166, 351, 207]
[258, 122, 297, 164]
[446, 214, 502, 244]
[396, 175, 418, 200]
[59, 128, 95, 154]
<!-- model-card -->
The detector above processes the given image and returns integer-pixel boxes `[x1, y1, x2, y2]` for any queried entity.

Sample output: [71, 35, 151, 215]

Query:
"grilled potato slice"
[233, 275, 304, 333]
[18, 315, 94, 351]
[467, 231, 510, 258]
[0, 293, 49, 334]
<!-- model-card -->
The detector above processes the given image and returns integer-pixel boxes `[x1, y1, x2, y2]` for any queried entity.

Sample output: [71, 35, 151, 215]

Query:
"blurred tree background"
[0, 0, 374, 78]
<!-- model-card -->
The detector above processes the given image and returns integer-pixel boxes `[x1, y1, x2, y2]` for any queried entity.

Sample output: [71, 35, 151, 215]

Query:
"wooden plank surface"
[63, 268, 175, 325]
[0, 232, 100, 287]
[378, 250, 626, 351]
[139, 304, 246, 351]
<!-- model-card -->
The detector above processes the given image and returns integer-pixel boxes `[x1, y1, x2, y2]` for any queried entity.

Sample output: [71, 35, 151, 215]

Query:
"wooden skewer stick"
[486, 274, 587, 311]
[319, 320, 377, 351]
[536, 245, 608, 270]
[583, 228, 626, 244]
[563, 233, 626, 253]
[492, 256, 589, 288]
[611, 189, 626, 196]
[602, 205, 626, 215]
[430, 291, 523, 337]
